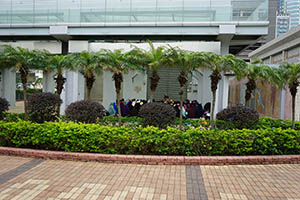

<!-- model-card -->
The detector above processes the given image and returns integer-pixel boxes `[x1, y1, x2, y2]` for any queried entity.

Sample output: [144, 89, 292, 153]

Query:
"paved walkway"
[0, 156, 299, 200]
[8, 101, 24, 114]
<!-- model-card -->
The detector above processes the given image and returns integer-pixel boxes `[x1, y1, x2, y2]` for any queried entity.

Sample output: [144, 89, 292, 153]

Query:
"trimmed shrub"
[216, 105, 259, 129]
[28, 92, 62, 123]
[65, 100, 105, 123]
[257, 117, 300, 130]
[0, 120, 299, 155]
[139, 102, 176, 129]
[2, 113, 25, 122]
[0, 97, 10, 120]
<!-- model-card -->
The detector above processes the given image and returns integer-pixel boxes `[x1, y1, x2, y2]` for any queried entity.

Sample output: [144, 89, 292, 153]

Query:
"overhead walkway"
[0, 0, 269, 54]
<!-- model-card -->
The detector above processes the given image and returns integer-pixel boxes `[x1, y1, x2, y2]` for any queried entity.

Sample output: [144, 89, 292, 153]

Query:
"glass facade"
[0, 0, 268, 25]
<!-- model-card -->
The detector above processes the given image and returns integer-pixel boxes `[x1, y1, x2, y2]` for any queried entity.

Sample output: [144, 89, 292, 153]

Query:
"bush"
[216, 105, 259, 129]
[0, 120, 299, 155]
[28, 92, 62, 123]
[16, 88, 42, 100]
[2, 113, 25, 122]
[257, 117, 300, 130]
[65, 100, 105, 123]
[0, 97, 10, 120]
[139, 102, 176, 129]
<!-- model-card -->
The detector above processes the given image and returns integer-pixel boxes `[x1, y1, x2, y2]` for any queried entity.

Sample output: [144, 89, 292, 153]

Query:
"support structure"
[60, 41, 85, 114]
[214, 29, 235, 117]
[0, 68, 16, 107]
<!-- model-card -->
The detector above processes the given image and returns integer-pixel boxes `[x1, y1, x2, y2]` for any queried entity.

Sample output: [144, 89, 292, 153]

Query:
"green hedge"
[0, 120, 299, 156]
[3, 113, 300, 130]
[16, 88, 42, 101]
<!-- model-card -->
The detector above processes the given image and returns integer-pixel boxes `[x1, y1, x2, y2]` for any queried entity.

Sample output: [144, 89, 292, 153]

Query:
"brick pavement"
[0, 155, 300, 200]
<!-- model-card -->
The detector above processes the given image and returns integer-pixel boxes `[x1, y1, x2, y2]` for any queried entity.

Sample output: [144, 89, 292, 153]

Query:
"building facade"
[276, 14, 290, 37]
[0, 0, 269, 116]
[229, 26, 300, 120]
[286, 0, 300, 28]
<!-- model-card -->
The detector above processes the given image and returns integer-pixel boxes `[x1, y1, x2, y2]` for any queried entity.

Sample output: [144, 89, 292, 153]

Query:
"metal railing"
[0, 0, 268, 25]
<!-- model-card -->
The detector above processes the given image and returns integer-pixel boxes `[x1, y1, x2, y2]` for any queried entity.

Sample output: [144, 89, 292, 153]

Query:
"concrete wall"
[88, 41, 220, 110]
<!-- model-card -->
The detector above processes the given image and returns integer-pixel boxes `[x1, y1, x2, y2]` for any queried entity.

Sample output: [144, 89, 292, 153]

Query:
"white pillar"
[102, 70, 116, 110]
[215, 33, 234, 116]
[42, 70, 56, 93]
[59, 40, 87, 114]
[279, 88, 286, 120]
[0, 68, 16, 107]
[60, 71, 85, 114]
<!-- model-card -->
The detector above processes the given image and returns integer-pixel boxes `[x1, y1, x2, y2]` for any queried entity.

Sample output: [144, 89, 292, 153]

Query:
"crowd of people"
[108, 96, 211, 119]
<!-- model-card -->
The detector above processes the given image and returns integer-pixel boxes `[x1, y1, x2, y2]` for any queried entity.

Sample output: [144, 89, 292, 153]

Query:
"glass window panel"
[0, 0, 11, 24]
[81, 0, 106, 23]
[183, 0, 213, 22]
[157, 0, 183, 22]
[35, 0, 58, 24]
[131, 0, 157, 22]
[58, 0, 80, 23]
[12, 0, 34, 24]
[106, 0, 131, 23]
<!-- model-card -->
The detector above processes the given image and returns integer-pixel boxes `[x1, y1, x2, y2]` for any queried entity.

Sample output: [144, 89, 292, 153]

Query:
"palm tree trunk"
[179, 87, 184, 130]
[87, 88, 92, 100]
[292, 94, 296, 129]
[85, 76, 95, 101]
[54, 73, 66, 117]
[150, 72, 160, 103]
[150, 90, 154, 103]
[23, 83, 28, 121]
[20, 67, 29, 121]
[245, 80, 256, 107]
[113, 72, 123, 126]
[117, 91, 122, 125]
[211, 90, 216, 128]
[210, 71, 221, 128]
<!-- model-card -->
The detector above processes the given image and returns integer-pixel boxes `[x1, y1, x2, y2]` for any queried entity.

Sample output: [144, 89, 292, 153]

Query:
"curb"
[0, 147, 300, 165]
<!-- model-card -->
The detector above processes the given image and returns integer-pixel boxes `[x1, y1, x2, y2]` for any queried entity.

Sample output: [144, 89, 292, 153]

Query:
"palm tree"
[99, 48, 145, 125]
[201, 53, 245, 127]
[146, 41, 168, 102]
[68, 51, 102, 100]
[45, 54, 72, 115]
[274, 62, 300, 129]
[0, 45, 48, 120]
[231, 58, 273, 106]
[166, 47, 202, 130]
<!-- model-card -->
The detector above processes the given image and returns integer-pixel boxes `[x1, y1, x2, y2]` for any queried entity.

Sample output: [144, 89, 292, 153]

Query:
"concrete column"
[215, 34, 233, 116]
[0, 68, 16, 107]
[279, 88, 286, 120]
[60, 71, 85, 114]
[60, 41, 86, 114]
[103, 70, 117, 110]
[42, 70, 56, 93]
[217, 75, 230, 112]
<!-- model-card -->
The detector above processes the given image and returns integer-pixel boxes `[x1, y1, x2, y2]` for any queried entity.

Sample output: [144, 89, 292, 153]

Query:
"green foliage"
[28, 92, 62, 123]
[2, 113, 25, 122]
[139, 102, 176, 129]
[65, 100, 106, 123]
[216, 105, 259, 129]
[256, 117, 300, 130]
[0, 120, 299, 156]
[16, 88, 42, 100]
[0, 97, 10, 120]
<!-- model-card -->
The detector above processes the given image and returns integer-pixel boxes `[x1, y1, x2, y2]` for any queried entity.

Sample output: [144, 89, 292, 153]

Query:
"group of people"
[163, 96, 211, 120]
[108, 96, 211, 119]
[108, 99, 147, 117]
